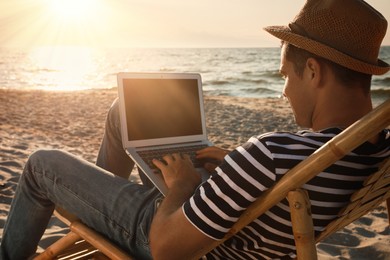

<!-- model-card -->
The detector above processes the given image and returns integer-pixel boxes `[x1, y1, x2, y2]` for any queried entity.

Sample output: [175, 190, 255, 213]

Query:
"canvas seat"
[35, 99, 390, 260]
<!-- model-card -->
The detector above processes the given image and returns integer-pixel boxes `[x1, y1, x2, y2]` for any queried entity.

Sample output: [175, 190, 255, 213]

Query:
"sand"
[0, 88, 389, 259]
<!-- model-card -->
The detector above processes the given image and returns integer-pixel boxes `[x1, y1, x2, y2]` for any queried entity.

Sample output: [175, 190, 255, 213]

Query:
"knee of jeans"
[107, 98, 120, 126]
[27, 149, 67, 169]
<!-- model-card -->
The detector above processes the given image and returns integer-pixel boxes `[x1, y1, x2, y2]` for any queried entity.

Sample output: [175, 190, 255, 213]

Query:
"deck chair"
[35, 99, 390, 260]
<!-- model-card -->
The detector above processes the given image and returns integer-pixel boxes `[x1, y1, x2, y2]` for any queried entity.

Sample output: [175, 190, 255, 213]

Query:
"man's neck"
[311, 88, 373, 132]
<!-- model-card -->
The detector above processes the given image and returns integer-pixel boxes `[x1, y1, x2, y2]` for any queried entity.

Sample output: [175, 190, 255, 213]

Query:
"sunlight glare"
[48, 0, 98, 24]
[29, 46, 98, 91]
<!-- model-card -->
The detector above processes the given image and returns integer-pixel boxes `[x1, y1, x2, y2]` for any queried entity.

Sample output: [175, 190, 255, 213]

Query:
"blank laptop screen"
[123, 78, 203, 141]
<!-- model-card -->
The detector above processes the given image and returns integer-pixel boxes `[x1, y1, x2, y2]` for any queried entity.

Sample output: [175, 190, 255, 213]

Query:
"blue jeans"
[1, 99, 163, 260]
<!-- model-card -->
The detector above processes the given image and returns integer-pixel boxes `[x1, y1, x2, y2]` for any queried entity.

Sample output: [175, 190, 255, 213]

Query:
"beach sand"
[0, 88, 389, 259]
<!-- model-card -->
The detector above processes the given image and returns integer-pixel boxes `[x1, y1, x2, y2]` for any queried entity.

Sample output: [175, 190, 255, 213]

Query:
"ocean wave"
[240, 87, 280, 95]
[242, 71, 253, 75]
[157, 67, 175, 72]
[242, 70, 282, 80]
[204, 90, 232, 96]
[259, 71, 282, 80]
[371, 87, 390, 96]
[24, 68, 60, 73]
[205, 77, 271, 87]
[205, 80, 230, 86]
[372, 77, 390, 86]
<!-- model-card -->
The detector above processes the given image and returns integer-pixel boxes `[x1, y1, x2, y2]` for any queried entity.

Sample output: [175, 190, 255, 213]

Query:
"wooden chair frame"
[35, 99, 390, 260]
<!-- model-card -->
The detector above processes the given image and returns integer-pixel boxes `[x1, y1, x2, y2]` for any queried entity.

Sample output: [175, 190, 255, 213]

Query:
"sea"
[0, 46, 389, 103]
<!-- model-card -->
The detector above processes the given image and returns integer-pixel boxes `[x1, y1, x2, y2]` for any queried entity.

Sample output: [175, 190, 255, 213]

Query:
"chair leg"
[34, 231, 82, 260]
[288, 189, 317, 260]
[387, 198, 390, 226]
[70, 221, 133, 260]
[39, 208, 133, 260]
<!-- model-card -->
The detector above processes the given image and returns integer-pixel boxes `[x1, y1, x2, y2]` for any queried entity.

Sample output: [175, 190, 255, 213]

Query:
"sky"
[0, 0, 389, 48]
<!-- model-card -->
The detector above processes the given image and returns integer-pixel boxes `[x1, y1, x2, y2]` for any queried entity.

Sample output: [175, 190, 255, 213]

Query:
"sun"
[28, 0, 113, 48]
[47, 0, 98, 24]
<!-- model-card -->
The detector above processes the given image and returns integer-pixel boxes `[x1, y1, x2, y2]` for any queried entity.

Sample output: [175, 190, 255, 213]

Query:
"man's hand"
[152, 153, 201, 195]
[150, 154, 215, 259]
[196, 146, 230, 172]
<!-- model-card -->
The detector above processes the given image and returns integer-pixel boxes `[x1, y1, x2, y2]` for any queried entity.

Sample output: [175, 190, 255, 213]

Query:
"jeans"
[0, 99, 163, 260]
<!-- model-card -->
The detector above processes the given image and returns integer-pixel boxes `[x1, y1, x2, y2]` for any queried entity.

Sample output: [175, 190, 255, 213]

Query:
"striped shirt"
[183, 128, 390, 259]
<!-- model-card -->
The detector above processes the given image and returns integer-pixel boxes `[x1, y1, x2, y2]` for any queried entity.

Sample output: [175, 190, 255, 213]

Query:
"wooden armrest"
[387, 198, 390, 226]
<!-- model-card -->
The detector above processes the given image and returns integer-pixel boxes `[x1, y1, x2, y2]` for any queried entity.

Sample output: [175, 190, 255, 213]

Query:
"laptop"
[117, 72, 213, 196]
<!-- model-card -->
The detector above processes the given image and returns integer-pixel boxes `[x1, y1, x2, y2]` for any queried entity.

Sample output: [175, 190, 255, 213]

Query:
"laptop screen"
[122, 78, 203, 141]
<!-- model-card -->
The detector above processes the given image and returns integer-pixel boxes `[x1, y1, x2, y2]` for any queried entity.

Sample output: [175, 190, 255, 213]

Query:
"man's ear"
[305, 58, 323, 87]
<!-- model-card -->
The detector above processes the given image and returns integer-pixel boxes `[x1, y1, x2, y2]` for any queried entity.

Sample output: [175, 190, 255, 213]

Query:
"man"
[1, 0, 390, 259]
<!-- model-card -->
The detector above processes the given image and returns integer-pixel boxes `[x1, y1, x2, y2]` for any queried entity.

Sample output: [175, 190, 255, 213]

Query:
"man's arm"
[149, 153, 215, 260]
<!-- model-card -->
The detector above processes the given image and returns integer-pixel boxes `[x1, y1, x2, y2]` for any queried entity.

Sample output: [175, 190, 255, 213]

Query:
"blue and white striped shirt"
[183, 128, 390, 259]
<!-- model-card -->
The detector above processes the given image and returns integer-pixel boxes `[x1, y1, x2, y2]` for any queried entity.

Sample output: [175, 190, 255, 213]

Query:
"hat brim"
[264, 25, 390, 75]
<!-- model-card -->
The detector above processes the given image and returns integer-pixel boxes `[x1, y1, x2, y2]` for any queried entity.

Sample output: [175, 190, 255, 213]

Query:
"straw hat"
[264, 0, 389, 75]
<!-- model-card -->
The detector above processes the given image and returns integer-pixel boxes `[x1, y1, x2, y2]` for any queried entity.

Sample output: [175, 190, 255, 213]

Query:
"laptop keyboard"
[138, 144, 209, 171]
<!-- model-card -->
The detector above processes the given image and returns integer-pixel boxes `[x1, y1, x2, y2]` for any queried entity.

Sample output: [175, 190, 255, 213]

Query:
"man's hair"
[283, 42, 372, 94]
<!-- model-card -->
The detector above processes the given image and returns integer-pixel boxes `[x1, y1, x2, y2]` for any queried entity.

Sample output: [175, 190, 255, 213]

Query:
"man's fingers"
[152, 158, 166, 169]
[162, 154, 174, 163]
[172, 153, 182, 160]
[153, 153, 191, 169]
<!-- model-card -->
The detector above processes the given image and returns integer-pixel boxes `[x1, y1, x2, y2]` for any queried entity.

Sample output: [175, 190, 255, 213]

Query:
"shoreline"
[0, 88, 389, 258]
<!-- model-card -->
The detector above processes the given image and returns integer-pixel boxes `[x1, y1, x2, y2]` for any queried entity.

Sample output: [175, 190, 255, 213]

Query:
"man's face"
[279, 45, 314, 128]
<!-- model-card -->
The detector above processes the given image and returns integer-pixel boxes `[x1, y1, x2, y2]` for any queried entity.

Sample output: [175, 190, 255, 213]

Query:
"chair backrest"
[288, 158, 390, 259]
[191, 99, 390, 259]
[316, 157, 390, 242]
